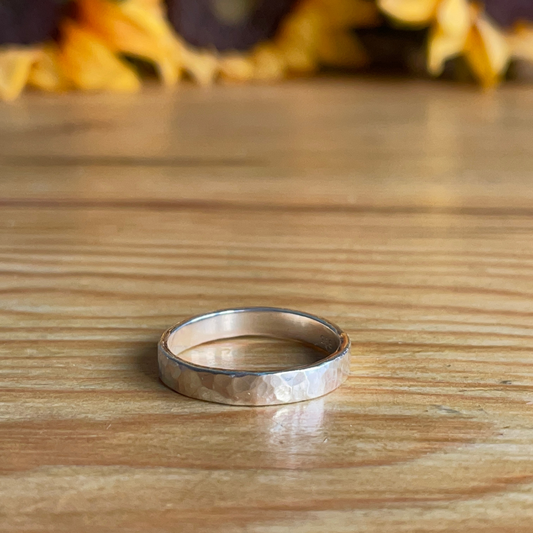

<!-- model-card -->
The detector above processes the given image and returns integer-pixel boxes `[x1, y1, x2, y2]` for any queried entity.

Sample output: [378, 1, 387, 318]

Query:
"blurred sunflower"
[0, 0, 68, 100]
[378, 0, 533, 86]
[0, 0, 140, 101]
[77, 0, 381, 85]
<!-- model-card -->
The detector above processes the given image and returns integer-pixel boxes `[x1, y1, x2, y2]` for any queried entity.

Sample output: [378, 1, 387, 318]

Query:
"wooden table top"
[1, 79, 533, 532]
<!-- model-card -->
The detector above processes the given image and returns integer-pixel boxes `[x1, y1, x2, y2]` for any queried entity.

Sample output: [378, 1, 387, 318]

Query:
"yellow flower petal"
[59, 21, 140, 92]
[312, 0, 381, 28]
[436, 0, 471, 34]
[464, 14, 510, 87]
[280, 44, 316, 74]
[278, 4, 322, 54]
[317, 30, 368, 68]
[378, 0, 440, 25]
[28, 44, 69, 92]
[219, 54, 255, 82]
[276, 4, 322, 72]
[276, 0, 373, 73]
[508, 23, 533, 61]
[251, 43, 287, 81]
[77, 0, 180, 85]
[428, 0, 471, 74]
[179, 42, 219, 85]
[0, 46, 39, 101]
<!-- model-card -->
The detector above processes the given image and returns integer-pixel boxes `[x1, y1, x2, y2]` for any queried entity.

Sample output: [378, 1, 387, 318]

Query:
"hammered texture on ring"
[158, 307, 351, 406]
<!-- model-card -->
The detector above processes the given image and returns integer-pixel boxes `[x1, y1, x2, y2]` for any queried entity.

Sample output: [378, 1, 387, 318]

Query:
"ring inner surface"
[166, 310, 341, 362]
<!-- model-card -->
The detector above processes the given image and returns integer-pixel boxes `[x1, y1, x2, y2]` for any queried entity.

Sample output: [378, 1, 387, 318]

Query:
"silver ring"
[158, 307, 351, 406]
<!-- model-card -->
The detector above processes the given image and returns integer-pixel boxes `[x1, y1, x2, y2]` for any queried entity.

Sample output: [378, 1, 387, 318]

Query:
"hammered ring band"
[158, 307, 351, 406]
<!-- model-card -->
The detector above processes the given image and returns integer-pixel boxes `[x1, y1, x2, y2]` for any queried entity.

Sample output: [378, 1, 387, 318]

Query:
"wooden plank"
[0, 80, 532, 532]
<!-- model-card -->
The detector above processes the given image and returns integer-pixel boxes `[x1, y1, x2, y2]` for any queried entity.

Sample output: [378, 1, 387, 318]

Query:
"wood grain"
[1, 79, 533, 532]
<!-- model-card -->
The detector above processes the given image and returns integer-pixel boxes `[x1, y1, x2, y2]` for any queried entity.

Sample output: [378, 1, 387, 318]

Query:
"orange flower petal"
[77, 0, 180, 85]
[464, 14, 510, 87]
[59, 20, 140, 92]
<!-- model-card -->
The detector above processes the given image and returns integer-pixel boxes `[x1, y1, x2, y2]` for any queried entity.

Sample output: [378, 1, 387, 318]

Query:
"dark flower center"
[0, 0, 68, 46]
[164, 0, 298, 51]
[482, 0, 533, 28]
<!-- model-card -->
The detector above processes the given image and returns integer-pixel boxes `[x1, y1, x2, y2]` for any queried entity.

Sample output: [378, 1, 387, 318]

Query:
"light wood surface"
[1, 79, 533, 532]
